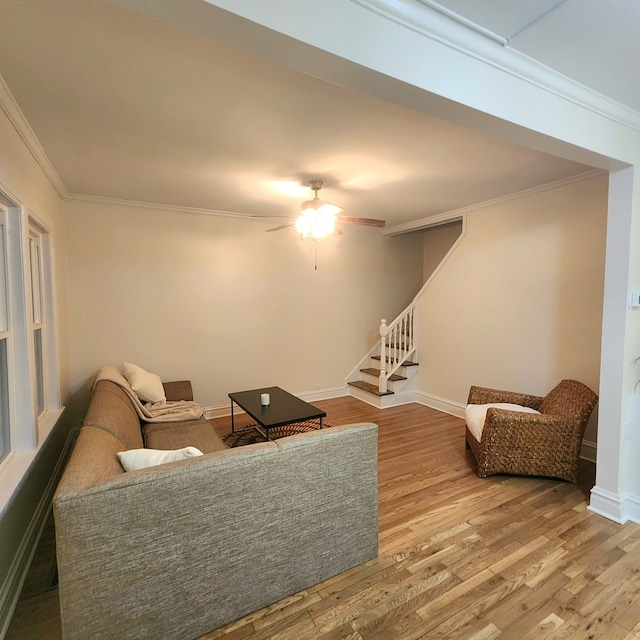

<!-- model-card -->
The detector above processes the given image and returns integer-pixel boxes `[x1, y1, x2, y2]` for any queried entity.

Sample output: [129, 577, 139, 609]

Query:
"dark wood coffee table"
[228, 386, 326, 440]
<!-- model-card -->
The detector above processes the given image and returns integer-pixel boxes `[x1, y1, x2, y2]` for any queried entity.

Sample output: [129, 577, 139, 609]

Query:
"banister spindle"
[379, 318, 388, 393]
[394, 324, 398, 365]
[409, 308, 413, 349]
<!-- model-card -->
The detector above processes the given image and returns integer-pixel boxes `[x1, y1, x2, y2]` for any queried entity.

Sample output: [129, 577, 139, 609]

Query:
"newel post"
[379, 318, 388, 393]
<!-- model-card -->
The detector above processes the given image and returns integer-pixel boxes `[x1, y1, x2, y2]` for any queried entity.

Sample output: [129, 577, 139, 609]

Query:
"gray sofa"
[53, 379, 379, 640]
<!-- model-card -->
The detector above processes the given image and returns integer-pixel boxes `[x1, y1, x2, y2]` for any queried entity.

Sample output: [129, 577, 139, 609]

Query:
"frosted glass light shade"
[295, 210, 337, 239]
[300, 199, 343, 217]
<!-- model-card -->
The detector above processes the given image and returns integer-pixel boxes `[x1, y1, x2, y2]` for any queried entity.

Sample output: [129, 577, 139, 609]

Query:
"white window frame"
[0, 205, 11, 464]
[0, 189, 62, 507]
[1, 195, 32, 459]
[26, 216, 60, 442]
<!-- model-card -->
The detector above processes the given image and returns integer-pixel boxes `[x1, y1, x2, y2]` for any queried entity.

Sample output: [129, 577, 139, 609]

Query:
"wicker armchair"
[465, 379, 598, 483]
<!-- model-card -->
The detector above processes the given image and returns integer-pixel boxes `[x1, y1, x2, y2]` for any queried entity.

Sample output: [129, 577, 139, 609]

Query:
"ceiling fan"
[267, 179, 385, 240]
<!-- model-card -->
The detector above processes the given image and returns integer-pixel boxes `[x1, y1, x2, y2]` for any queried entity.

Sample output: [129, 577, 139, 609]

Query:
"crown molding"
[64, 193, 388, 232]
[64, 191, 273, 221]
[0, 74, 68, 199]
[385, 168, 606, 235]
[349, 0, 640, 133]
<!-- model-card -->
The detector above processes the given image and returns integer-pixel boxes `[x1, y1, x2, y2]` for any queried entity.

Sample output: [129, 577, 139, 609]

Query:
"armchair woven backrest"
[538, 379, 599, 428]
[465, 378, 598, 483]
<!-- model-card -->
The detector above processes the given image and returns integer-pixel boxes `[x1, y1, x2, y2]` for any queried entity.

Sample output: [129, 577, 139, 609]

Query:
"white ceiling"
[0, 0, 634, 230]
[428, 0, 640, 111]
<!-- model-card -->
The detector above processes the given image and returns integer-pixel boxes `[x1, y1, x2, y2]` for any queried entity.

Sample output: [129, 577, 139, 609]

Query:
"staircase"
[347, 304, 419, 407]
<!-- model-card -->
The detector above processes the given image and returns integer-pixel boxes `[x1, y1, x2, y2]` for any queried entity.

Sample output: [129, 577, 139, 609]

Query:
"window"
[0, 191, 60, 482]
[0, 338, 9, 463]
[28, 223, 45, 418]
[0, 206, 9, 463]
[25, 215, 59, 444]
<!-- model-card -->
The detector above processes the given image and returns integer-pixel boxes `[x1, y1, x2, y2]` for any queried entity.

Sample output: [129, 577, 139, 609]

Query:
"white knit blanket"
[92, 365, 205, 423]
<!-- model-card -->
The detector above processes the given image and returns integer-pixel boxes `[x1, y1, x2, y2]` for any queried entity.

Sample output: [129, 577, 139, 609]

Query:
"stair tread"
[372, 355, 419, 366]
[360, 367, 407, 382]
[348, 380, 394, 396]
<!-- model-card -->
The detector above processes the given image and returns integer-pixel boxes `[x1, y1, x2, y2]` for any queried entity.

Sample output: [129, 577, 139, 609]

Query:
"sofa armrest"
[467, 385, 543, 410]
[162, 379, 193, 402]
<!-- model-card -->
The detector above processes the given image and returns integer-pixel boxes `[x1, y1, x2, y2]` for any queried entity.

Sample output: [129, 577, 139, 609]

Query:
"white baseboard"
[344, 385, 381, 409]
[298, 386, 350, 403]
[204, 385, 350, 420]
[206, 389, 600, 470]
[581, 439, 597, 463]
[342, 386, 417, 409]
[589, 486, 640, 524]
[414, 391, 465, 418]
[415, 393, 598, 461]
[382, 389, 417, 408]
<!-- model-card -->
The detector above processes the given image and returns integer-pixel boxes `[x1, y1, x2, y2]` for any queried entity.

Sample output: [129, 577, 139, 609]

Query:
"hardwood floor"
[8, 396, 640, 639]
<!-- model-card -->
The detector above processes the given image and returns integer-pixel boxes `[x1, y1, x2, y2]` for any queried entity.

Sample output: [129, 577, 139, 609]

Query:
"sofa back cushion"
[84, 380, 144, 450]
[55, 426, 128, 499]
[143, 420, 227, 453]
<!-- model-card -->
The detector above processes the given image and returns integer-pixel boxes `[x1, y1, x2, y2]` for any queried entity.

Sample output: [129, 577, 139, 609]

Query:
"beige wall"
[423, 220, 463, 282]
[416, 174, 607, 443]
[64, 200, 424, 409]
[209, 0, 640, 513]
[0, 109, 70, 400]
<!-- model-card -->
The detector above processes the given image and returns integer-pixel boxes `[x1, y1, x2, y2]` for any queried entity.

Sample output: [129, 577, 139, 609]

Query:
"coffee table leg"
[230, 399, 235, 433]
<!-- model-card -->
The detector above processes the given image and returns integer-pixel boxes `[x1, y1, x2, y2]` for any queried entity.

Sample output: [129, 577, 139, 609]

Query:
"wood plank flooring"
[8, 397, 640, 639]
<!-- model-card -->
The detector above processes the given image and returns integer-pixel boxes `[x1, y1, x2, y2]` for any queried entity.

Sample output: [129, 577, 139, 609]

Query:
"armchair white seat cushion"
[464, 380, 598, 483]
[465, 403, 541, 442]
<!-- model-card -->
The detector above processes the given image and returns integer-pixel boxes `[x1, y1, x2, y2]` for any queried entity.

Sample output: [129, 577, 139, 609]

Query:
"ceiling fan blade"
[266, 222, 294, 232]
[338, 216, 385, 228]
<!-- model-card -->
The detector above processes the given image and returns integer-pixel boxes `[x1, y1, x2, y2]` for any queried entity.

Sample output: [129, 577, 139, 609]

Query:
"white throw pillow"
[123, 362, 166, 404]
[465, 403, 541, 442]
[117, 446, 203, 471]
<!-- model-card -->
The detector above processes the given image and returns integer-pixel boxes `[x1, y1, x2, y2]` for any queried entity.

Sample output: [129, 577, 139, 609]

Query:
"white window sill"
[38, 407, 63, 445]
[0, 407, 64, 515]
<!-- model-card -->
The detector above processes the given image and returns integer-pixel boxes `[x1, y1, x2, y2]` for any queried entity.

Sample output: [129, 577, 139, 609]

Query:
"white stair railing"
[378, 304, 416, 393]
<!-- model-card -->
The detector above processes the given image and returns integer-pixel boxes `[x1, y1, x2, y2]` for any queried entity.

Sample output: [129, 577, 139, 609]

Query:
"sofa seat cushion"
[142, 419, 226, 453]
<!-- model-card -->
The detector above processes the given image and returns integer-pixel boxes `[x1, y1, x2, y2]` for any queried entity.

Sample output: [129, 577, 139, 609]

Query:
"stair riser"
[348, 384, 386, 409]
[360, 371, 399, 391]
[371, 356, 418, 367]
[348, 384, 415, 409]
[369, 361, 412, 377]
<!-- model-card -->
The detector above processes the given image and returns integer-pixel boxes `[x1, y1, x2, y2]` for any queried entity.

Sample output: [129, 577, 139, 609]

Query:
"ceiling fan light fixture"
[295, 179, 341, 240]
[300, 199, 343, 217]
[295, 210, 336, 239]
